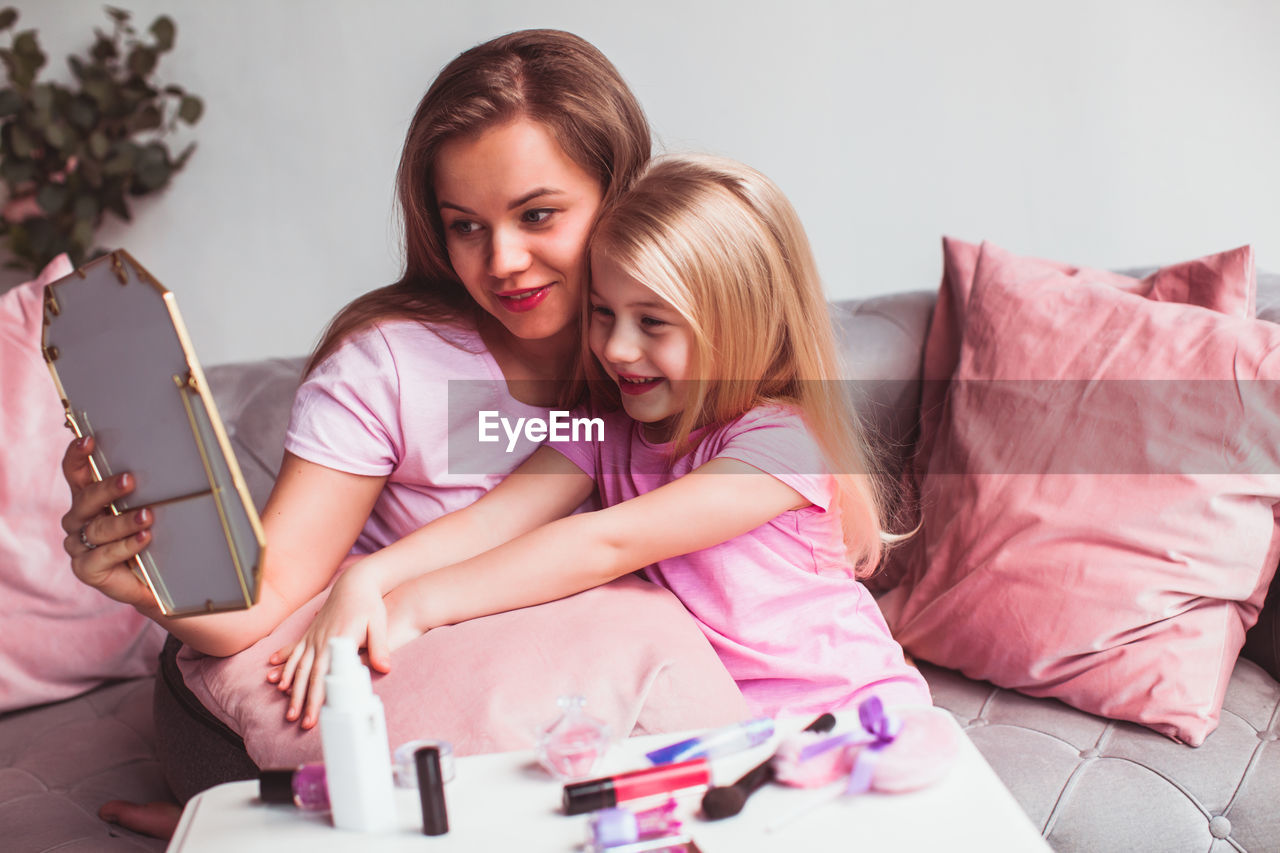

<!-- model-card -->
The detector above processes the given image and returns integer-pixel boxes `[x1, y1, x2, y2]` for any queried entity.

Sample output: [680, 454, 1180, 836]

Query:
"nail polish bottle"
[587, 799, 682, 851]
[537, 694, 610, 780]
[259, 763, 329, 811]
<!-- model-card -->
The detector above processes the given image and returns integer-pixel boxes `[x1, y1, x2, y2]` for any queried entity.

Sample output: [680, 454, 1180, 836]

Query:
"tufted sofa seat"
[0, 679, 168, 851]
[924, 660, 1280, 851]
[4, 277, 1280, 852]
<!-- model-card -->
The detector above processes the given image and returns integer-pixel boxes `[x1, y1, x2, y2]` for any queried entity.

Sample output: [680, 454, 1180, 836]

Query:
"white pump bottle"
[320, 636, 398, 832]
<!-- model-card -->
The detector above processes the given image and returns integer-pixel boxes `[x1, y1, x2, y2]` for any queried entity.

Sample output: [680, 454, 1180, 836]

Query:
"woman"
[62, 29, 746, 834]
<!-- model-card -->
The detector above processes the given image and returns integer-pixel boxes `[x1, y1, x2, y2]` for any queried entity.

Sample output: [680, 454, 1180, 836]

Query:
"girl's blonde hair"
[307, 29, 651, 374]
[587, 154, 893, 575]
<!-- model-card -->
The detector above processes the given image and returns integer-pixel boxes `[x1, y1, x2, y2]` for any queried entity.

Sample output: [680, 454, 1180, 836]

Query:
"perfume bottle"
[259, 763, 329, 811]
[537, 694, 610, 780]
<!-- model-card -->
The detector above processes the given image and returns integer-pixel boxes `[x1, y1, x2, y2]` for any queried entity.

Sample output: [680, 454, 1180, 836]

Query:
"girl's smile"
[616, 372, 664, 395]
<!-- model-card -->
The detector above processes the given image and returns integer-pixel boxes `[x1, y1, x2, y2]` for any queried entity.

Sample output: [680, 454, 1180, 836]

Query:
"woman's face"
[434, 118, 604, 346]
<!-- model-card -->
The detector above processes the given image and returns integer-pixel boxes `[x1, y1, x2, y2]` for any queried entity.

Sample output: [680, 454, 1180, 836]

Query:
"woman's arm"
[386, 456, 809, 641]
[64, 438, 386, 657]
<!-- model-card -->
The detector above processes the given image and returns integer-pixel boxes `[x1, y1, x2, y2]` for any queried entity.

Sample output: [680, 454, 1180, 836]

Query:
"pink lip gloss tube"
[563, 758, 711, 816]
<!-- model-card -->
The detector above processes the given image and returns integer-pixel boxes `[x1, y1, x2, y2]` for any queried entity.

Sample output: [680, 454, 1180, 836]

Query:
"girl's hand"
[60, 436, 156, 609]
[384, 585, 429, 652]
[266, 569, 391, 729]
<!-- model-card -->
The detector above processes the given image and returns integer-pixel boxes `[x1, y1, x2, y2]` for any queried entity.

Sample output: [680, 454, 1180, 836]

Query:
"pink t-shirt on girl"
[285, 320, 548, 554]
[551, 404, 931, 717]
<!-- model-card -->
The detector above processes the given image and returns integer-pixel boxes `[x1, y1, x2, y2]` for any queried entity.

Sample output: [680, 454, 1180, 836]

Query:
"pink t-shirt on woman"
[550, 404, 931, 716]
[285, 320, 549, 554]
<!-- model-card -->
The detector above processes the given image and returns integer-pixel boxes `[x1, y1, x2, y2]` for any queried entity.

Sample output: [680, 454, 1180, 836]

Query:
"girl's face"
[434, 118, 604, 347]
[588, 253, 696, 439]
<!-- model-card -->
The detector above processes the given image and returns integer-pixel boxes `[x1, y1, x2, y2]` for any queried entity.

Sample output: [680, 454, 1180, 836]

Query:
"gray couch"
[3, 283, 1278, 852]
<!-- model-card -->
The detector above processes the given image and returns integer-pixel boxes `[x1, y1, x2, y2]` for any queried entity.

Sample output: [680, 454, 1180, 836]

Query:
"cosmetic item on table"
[772, 700, 958, 792]
[766, 698, 961, 832]
[319, 636, 398, 832]
[586, 799, 681, 851]
[415, 745, 449, 836]
[258, 763, 329, 811]
[537, 694, 611, 780]
[591, 833, 699, 853]
[563, 758, 712, 816]
[700, 712, 836, 820]
[644, 716, 775, 766]
[594, 835, 700, 853]
[393, 738, 455, 787]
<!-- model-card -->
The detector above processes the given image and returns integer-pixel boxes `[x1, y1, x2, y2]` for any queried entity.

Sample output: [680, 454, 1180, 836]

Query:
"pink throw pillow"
[178, 571, 750, 769]
[882, 240, 1276, 745]
[915, 237, 1255, 464]
[873, 237, 1255, 593]
[0, 257, 166, 712]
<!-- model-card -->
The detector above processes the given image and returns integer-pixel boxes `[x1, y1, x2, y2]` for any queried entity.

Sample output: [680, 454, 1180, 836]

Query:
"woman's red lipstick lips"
[617, 373, 662, 396]
[497, 284, 551, 313]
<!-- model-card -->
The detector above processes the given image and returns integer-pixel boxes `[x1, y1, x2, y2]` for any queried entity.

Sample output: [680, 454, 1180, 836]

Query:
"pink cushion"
[0, 257, 165, 712]
[881, 240, 1277, 745]
[918, 237, 1254, 460]
[179, 571, 750, 768]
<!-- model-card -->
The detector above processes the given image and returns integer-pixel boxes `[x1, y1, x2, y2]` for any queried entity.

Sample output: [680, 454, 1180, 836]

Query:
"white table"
[168, 715, 1049, 852]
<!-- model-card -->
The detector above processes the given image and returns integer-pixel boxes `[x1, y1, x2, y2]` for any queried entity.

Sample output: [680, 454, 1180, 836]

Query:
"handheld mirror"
[42, 250, 263, 616]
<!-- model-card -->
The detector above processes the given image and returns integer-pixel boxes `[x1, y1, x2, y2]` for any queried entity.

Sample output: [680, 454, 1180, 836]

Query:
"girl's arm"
[325, 446, 597, 598]
[273, 446, 595, 727]
[386, 456, 810, 642]
[65, 439, 386, 658]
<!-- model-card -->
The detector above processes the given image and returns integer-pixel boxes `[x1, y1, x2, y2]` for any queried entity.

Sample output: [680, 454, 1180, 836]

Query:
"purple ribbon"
[859, 696, 901, 744]
[791, 697, 901, 794]
[797, 697, 900, 757]
[845, 697, 899, 794]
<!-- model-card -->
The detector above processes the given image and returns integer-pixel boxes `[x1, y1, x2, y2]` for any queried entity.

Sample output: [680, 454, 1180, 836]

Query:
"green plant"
[0, 5, 202, 274]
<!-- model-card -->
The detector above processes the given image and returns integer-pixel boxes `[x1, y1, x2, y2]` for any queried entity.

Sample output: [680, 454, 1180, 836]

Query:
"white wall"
[11, 0, 1279, 365]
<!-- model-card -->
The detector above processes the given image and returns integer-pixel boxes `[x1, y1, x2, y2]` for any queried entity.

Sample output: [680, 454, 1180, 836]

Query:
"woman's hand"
[267, 567, 391, 729]
[60, 435, 157, 610]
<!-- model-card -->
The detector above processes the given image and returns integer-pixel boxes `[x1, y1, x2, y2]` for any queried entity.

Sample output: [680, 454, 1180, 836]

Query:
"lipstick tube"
[563, 758, 711, 816]
[415, 745, 449, 836]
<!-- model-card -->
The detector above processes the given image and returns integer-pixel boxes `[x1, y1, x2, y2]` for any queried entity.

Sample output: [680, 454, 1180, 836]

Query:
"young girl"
[276, 154, 930, 718]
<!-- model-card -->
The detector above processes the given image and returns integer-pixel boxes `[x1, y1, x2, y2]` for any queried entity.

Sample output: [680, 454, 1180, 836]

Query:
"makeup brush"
[701, 712, 835, 820]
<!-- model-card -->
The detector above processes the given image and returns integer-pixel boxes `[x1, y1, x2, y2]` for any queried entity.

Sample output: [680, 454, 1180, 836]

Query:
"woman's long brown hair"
[306, 30, 651, 375]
